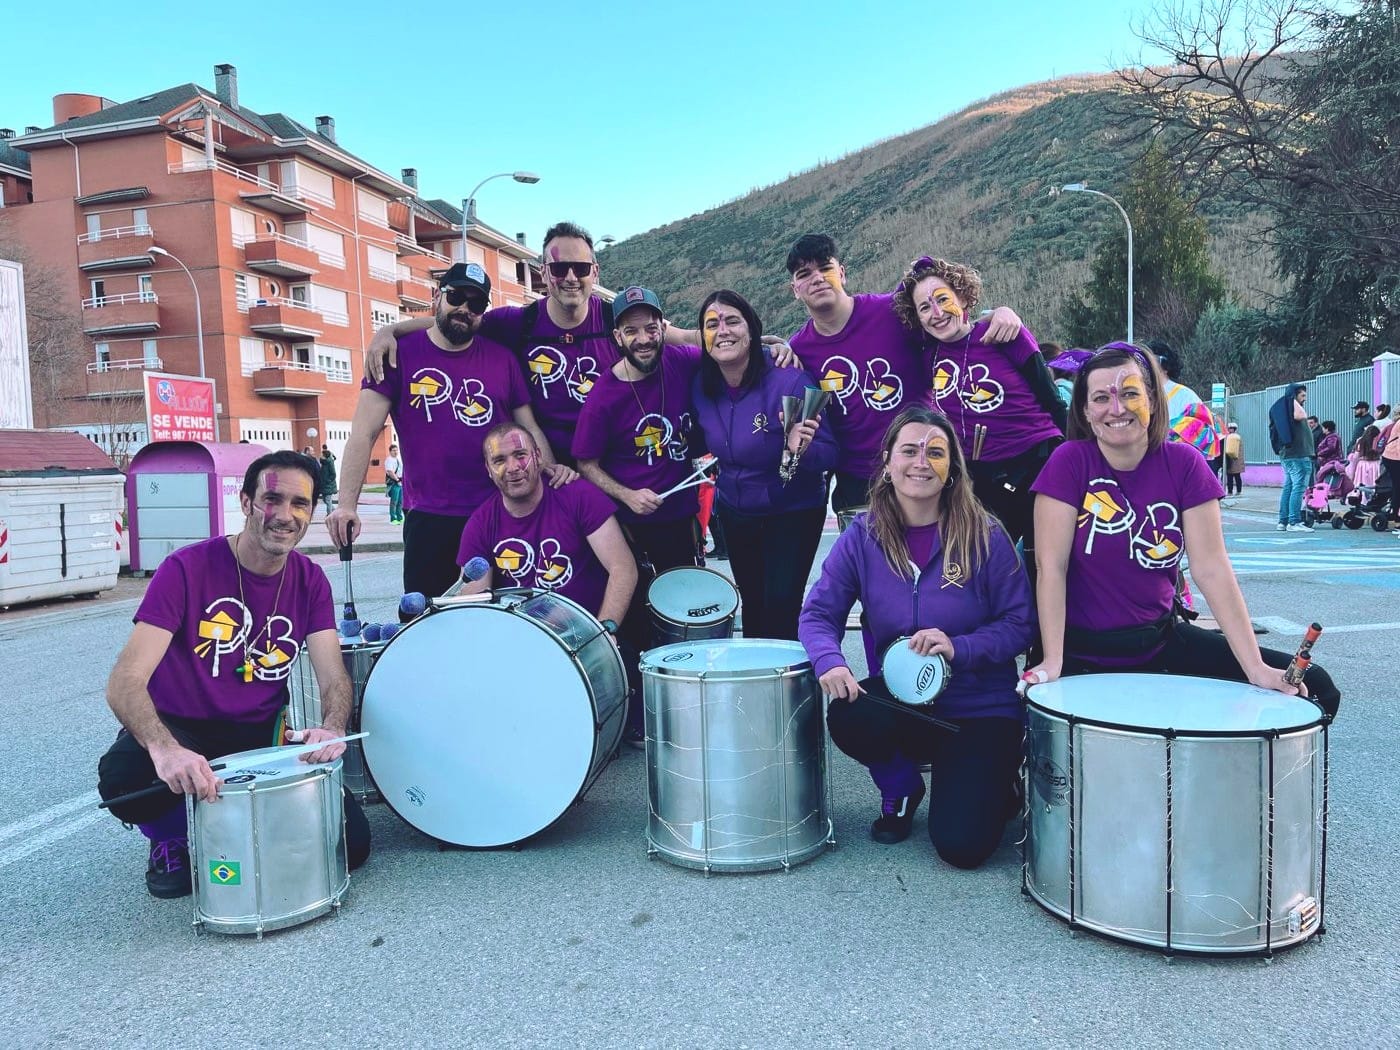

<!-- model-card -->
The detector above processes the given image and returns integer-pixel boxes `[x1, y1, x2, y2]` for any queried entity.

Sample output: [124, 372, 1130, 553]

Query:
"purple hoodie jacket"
[691, 361, 839, 515]
[798, 514, 1035, 719]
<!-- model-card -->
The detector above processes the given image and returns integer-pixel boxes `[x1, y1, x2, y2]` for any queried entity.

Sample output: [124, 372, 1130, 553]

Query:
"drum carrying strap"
[1064, 610, 1174, 658]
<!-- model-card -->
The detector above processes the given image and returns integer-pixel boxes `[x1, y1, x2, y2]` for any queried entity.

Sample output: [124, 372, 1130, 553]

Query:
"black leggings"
[968, 442, 1054, 595]
[826, 683, 1023, 870]
[97, 713, 371, 870]
[1384, 458, 1400, 516]
[403, 508, 471, 601]
[1064, 619, 1341, 719]
[716, 503, 825, 641]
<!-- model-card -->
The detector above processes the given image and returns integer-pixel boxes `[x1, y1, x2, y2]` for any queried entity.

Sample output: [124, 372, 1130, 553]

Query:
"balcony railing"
[395, 236, 451, 264]
[82, 292, 158, 308]
[169, 159, 277, 190]
[241, 358, 352, 384]
[87, 357, 161, 374]
[77, 224, 153, 245]
[246, 294, 318, 313]
[368, 266, 397, 283]
[233, 230, 312, 251]
[286, 183, 335, 207]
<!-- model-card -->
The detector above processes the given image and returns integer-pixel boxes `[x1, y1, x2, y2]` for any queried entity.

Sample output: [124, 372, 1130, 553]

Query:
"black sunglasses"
[442, 286, 489, 312]
[546, 260, 593, 280]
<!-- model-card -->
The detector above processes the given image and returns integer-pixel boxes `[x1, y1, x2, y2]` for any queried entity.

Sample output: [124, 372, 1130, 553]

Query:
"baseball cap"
[439, 262, 491, 296]
[1045, 348, 1095, 373]
[1228, 422, 1238, 430]
[613, 285, 663, 323]
[1353, 401, 1370, 411]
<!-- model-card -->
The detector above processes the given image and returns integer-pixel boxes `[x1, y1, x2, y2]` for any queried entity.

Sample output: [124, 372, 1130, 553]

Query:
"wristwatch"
[600, 619, 619, 635]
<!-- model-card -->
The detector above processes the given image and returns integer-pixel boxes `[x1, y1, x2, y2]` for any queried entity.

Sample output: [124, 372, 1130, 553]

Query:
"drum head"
[648, 568, 739, 626]
[641, 638, 809, 679]
[360, 605, 597, 847]
[881, 640, 946, 704]
[1027, 674, 1324, 733]
[215, 746, 329, 790]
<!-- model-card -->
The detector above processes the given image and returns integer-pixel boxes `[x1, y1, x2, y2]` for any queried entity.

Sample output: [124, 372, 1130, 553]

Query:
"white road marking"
[0, 790, 102, 845]
[0, 797, 107, 871]
[1248, 615, 1400, 637]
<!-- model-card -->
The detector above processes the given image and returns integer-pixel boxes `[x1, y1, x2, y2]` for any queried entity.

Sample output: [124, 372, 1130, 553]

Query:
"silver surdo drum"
[647, 567, 739, 645]
[835, 506, 869, 534]
[1025, 674, 1328, 955]
[187, 746, 348, 938]
[360, 589, 626, 848]
[288, 636, 385, 804]
[641, 639, 833, 873]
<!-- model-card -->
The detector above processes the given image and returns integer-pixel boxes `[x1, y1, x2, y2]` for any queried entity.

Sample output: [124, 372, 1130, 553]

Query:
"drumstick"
[1282, 623, 1323, 686]
[658, 455, 718, 500]
[857, 685, 960, 732]
[96, 733, 369, 809]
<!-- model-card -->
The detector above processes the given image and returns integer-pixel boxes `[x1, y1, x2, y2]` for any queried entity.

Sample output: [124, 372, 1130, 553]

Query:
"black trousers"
[402, 508, 471, 601]
[98, 713, 370, 870]
[1384, 458, 1400, 515]
[1227, 471, 1244, 495]
[831, 472, 870, 514]
[1063, 619, 1341, 720]
[619, 516, 702, 732]
[826, 684, 1023, 870]
[717, 503, 825, 641]
[967, 441, 1054, 594]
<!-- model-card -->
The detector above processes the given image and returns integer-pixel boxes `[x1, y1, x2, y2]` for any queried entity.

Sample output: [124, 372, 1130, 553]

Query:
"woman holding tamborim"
[1025, 342, 1340, 717]
[798, 407, 1035, 866]
[690, 290, 837, 640]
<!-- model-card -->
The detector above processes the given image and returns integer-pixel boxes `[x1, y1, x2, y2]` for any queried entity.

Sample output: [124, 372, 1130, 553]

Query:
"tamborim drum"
[647, 567, 739, 646]
[880, 639, 950, 706]
[187, 746, 347, 938]
[360, 588, 626, 848]
[641, 639, 833, 873]
[287, 636, 386, 803]
[1025, 674, 1328, 955]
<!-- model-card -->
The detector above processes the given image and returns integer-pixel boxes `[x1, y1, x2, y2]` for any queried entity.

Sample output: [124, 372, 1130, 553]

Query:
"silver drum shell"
[287, 637, 386, 804]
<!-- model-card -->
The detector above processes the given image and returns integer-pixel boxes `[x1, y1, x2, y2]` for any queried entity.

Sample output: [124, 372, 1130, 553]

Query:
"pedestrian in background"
[319, 445, 338, 516]
[1224, 422, 1245, 496]
[383, 442, 404, 525]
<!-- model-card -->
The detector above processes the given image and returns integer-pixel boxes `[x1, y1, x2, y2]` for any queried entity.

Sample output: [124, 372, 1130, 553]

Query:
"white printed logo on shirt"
[931, 357, 1006, 414]
[1076, 480, 1185, 571]
[1131, 502, 1184, 569]
[193, 598, 295, 681]
[1076, 477, 1136, 555]
[492, 537, 573, 591]
[526, 344, 598, 404]
[633, 412, 690, 465]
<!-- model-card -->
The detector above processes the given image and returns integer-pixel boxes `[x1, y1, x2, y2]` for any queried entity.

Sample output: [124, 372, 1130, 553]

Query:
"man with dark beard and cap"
[574, 286, 705, 575]
[329, 263, 574, 598]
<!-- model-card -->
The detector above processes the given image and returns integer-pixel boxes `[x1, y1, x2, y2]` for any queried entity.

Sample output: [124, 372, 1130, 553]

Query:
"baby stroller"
[1304, 465, 1352, 526]
[1332, 469, 1393, 531]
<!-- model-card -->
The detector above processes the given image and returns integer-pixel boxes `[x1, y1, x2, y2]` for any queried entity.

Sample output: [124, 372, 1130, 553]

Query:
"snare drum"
[360, 588, 626, 848]
[1025, 674, 1328, 955]
[641, 639, 833, 873]
[287, 636, 385, 803]
[880, 639, 950, 706]
[188, 746, 348, 938]
[647, 567, 739, 645]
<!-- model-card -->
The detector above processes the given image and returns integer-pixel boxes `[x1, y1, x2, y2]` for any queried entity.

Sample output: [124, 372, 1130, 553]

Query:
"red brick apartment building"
[0, 64, 542, 476]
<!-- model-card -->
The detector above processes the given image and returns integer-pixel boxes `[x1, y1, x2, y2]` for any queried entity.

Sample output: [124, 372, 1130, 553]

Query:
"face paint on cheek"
[926, 433, 951, 482]
[933, 292, 963, 321]
[822, 268, 842, 293]
[1122, 374, 1150, 427]
[702, 311, 718, 351]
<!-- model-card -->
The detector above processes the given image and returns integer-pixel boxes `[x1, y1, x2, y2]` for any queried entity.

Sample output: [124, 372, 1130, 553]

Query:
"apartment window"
[316, 346, 352, 383]
[498, 254, 516, 288]
[230, 207, 256, 246]
[94, 342, 111, 368]
[234, 273, 259, 309]
[142, 339, 159, 367]
[132, 208, 149, 233]
[90, 279, 106, 302]
[292, 343, 313, 367]
[370, 300, 400, 328]
[281, 161, 335, 205]
[240, 337, 264, 371]
[290, 284, 309, 304]
[138, 274, 154, 300]
[356, 187, 389, 226]
[86, 214, 102, 241]
[288, 222, 344, 266]
[367, 244, 397, 282]
[312, 286, 349, 326]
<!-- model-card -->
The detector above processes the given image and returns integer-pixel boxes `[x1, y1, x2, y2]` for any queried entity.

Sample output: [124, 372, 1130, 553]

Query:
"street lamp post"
[1055, 183, 1134, 344]
[460, 171, 541, 259]
[147, 246, 205, 378]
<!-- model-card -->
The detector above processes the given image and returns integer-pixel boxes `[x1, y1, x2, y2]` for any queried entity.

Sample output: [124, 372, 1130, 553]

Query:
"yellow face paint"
[930, 288, 964, 320]
[923, 431, 951, 482]
[822, 266, 842, 293]
[702, 310, 719, 352]
[1117, 371, 1151, 428]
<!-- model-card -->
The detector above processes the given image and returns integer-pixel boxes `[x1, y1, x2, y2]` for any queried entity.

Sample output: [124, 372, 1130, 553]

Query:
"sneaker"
[624, 726, 646, 750]
[1276, 523, 1287, 531]
[145, 837, 192, 899]
[871, 780, 926, 844]
[1287, 523, 1314, 532]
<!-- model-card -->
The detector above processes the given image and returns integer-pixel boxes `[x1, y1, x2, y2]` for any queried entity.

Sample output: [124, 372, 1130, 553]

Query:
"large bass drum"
[360, 589, 626, 848]
[1025, 674, 1328, 955]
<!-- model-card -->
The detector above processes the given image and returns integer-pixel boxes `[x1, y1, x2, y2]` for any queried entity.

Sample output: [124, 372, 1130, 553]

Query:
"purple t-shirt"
[135, 537, 335, 723]
[928, 321, 1062, 461]
[365, 328, 529, 517]
[788, 292, 930, 479]
[572, 346, 702, 523]
[1032, 440, 1224, 656]
[456, 478, 617, 615]
[480, 297, 620, 458]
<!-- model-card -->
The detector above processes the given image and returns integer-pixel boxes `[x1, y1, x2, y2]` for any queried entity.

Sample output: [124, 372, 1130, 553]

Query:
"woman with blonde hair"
[799, 406, 1034, 867]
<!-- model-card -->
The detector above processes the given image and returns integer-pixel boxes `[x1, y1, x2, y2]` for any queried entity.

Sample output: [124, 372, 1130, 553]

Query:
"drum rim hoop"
[1024, 697, 1327, 737]
[639, 638, 811, 678]
[646, 566, 740, 624]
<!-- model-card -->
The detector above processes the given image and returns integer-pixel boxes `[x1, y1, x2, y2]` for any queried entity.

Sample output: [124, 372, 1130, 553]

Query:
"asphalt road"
[1, 491, 1397, 1048]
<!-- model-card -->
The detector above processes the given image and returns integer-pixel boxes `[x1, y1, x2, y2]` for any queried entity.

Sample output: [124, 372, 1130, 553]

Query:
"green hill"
[598, 72, 1279, 345]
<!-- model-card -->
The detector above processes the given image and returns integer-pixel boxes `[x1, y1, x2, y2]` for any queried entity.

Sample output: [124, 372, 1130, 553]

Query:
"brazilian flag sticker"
[209, 860, 241, 886]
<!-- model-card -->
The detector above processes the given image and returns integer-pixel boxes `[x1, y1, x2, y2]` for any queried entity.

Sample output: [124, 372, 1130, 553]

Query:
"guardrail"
[169, 159, 276, 190]
[234, 231, 314, 251]
[395, 236, 451, 264]
[76, 224, 153, 245]
[86, 357, 161, 374]
[82, 292, 158, 308]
